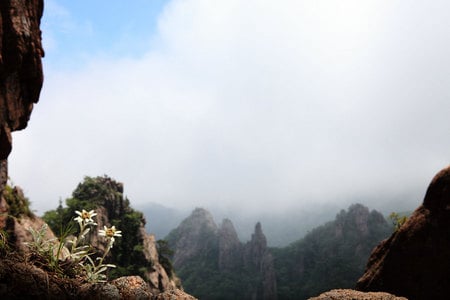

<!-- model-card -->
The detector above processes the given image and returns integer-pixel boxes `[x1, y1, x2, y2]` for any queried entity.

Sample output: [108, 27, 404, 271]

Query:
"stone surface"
[78, 282, 121, 300]
[111, 276, 153, 299]
[218, 218, 242, 271]
[0, 0, 44, 160]
[309, 289, 407, 300]
[0, 255, 76, 299]
[357, 165, 450, 299]
[170, 207, 218, 268]
[154, 289, 198, 300]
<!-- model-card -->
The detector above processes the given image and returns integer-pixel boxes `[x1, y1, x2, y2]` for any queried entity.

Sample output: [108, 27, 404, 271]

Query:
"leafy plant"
[24, 223, 65, 273]
[26, 209, 121, 283]
[43, 175, 150, 280]
[388, 212, 409, 231]
[3, 182, 33, 218]
[0, 229, 10, 255]
[157, 239, 174, 278]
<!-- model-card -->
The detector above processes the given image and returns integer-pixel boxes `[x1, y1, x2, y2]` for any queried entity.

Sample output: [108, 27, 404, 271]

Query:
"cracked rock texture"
[0, 0, 44, 160]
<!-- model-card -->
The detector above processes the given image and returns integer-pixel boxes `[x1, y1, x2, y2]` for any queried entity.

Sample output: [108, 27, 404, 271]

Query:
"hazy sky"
[9, 0, 450, 215]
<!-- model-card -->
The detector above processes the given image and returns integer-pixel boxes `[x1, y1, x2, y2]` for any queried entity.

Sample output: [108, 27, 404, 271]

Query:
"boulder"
[357, 166, 450, 299]
[309, 289, 407, 300]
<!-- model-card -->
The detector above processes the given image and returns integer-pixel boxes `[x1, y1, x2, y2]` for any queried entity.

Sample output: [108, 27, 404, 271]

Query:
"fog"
[9, 0, 450, 217]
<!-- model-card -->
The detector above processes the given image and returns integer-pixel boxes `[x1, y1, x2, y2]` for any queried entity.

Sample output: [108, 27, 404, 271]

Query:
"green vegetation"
[273, 204, 392, 299]
[3, 182, 33, 218]
[388, 212, 409, 231]
[43, 175, 156, 280]
[0, 229, 9, 254]
[25, 209, 121, 282]
[157, 239, 174, 278]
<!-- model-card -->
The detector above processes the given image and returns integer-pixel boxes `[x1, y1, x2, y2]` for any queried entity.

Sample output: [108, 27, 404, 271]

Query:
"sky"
[8, 0, 450, 216]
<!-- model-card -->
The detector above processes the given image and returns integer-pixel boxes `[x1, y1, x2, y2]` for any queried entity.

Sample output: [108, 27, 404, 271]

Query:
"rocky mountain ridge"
[167, 207, 277, 300]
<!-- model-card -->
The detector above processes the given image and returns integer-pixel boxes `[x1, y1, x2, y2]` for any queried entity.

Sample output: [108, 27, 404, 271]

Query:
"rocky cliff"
[218, 218, 242, 272]
[166, 208, 277, 300]
[357, 165, 450, 299]
[244, 222, 277, 300]
[0, 0, 44, 160]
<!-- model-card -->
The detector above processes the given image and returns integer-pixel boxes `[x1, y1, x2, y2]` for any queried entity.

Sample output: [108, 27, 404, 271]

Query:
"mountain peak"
[167, 211, 277, 299]
[166, 207, 218, 268]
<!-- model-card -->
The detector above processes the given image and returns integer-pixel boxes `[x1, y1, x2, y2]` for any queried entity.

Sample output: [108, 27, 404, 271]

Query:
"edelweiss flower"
[99, 225, 122, 244]
[74, 209, 97, 225]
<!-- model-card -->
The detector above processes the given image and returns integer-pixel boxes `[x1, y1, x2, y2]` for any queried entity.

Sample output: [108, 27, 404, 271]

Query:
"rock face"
[169, 207, 218, 269]
[0, 0, 44, 160]
[243, 222, 277, 300]
[218, 218, 242, 271]
[166, 208, 277, 299]
[357, 165, 450, 299]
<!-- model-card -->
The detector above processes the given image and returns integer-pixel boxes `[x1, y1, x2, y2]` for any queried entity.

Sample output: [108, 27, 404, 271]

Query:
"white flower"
[74, 209, 97, 225]
[99, 226, 122, 244]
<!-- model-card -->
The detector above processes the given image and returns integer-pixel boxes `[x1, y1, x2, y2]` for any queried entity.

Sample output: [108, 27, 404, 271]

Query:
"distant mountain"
[166, 208, 277, 300]
[137, 202, 189, 239]
[138, 198, 413, 247]
[273, 203, 392, 299]
[138, 202, 353, 247]
[162, 204, 392, 300]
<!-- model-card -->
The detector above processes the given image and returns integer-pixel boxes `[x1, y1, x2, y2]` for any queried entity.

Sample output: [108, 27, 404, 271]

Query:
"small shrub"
[389, 212, 408, 232]
[25, 209, 121, 283]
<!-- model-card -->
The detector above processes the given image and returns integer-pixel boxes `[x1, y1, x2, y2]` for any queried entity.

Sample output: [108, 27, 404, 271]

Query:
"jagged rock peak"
[188, 207, 217, 229]
[219, 218, 240, 245]
[218, 218, 242, 271]
[335, 203, 387, 237]
[357, 165, 450, 299]
[174, 207, 218, 236]
[220, 218, 237, 232]
[250, 221, 267, 248]
[166, 207, 218, 269]
[244, 221, 277, 300]
[167, 210, 278, 299]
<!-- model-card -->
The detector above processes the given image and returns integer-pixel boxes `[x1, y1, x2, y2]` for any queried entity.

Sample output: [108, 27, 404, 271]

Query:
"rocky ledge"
[309, 289, 407, 300]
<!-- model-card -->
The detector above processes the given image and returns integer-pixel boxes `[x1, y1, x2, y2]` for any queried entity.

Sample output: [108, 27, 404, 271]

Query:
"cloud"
[9, 0, 450, 214]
